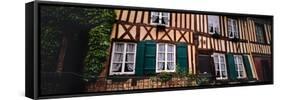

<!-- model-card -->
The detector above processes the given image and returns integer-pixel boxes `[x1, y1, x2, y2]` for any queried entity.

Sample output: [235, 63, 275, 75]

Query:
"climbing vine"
[83, 10, 116, 81]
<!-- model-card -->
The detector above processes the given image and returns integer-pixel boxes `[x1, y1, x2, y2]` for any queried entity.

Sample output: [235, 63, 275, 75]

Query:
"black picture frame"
[26, 0, 274, 99]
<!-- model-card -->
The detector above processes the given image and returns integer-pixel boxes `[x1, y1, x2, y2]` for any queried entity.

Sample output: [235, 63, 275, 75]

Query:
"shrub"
[158, 72, 173, 82]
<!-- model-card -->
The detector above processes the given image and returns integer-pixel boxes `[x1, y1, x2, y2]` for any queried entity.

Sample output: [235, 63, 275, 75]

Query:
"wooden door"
[253, 56, 272, 81]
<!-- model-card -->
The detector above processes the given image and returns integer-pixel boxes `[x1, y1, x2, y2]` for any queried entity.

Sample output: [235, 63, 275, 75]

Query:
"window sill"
[211, 33, 220, 38]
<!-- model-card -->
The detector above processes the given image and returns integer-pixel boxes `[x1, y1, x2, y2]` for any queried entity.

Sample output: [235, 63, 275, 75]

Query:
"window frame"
[255, 23, 266, 44]
[234, 55, 247, 79]
[109, 42, 137, 75]
[208, 15, 220, 35]
[156, 43, 176, 73]
[212, 53, 228, 80]
[227, 18, 239, 38]
[150, 11, 170, 26]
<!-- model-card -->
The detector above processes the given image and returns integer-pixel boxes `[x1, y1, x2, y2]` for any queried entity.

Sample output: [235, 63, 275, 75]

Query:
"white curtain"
[158, 53, 165, 61]
[112, 63, 122, 72]
[125, 54, 134, 62]
[158, 44, 165, 52]
[125, 63, 134, 72]
[115, 43, 124, 52]
[151, 12, 159, 23]
[167, 53, 174, 61]
[158, 62, 164, 70]
[208, 15, 220, 33]
[161, 12, 169, 25]
[167, 62, 174, 70]
[114, 53, 123, 62]
[167, 45, 174, 52]
[126, 44, 135, 52]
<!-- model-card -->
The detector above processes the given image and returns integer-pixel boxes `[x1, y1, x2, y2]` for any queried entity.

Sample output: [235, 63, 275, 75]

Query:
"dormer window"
[228, 18, 239, 39]
[151, 12, 170, 26]
[208, 15, 220, 35]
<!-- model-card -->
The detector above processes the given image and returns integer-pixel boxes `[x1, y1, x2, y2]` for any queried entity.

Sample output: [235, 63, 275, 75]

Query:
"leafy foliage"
[40, 26, 61, 71]
[40, 5, 116, 78]
[158, 72, 173, 82]
[175, 64, 188, 78]
[83, 24, 114, 80]
[83, 10, 116, 81]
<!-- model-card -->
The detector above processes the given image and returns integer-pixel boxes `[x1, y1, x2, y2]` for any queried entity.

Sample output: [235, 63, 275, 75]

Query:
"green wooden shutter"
[226, 54, 237, 80]
[176, 43, 188, 74]
[143, 40, 156, 75]
[243, 55, 253, 80]
[135, 41, 145, 76]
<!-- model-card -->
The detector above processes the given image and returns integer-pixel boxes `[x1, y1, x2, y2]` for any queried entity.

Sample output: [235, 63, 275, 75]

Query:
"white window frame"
[109, 42, 137, 75]
[234, 55, 247, 79]
[208, 15, 220, 35]
[156, 43, 176, 73]
[228, 18, 239, 38]
[212, 53, 228, 80]
[150, 12, 170, 26]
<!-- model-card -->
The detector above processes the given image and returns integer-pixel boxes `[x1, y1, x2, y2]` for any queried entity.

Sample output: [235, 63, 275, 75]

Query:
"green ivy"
[83, 10, 116, 81]
[83, 24, 112, 80]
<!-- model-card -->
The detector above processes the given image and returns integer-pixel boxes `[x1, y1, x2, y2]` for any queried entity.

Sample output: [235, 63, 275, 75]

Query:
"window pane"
[162, 12, 169, 17]
[112, 63, 122, 72]
[115, 43, 124, 52]
[152, 16, 159, 23]
[256, 24, 265, 43]
[158, 62, 165, 71]
[233, 20, 238, 38]
[219, 56, 224, 63]
[208, 15, 220, 34]
[162, 17, 169, 25]
[124, 63, 134, 72]
[126, 44, 135, 52]
[221, 64, 226, 71]
[158, 53, 165, 61]
[152, 12, 159, 16]
[228, 19, 233, 37]
[167, 53, 174, 61]
[152, 12, 159, 24]
[125, 53, 134, 62]
[158, 44, 165, 52]
[214, 56, 219, 63]
[222, 71, 227, 77]
[216, 71, 220, 77]
[167, 44, 174, 52]
[238, 64, 244, 71]
[113, 53, 123, 62]
[239, 71, 244, 77]
[238, 57, 243, 64]
[215, 63, 220, 71]
[167, 62, 175, 70]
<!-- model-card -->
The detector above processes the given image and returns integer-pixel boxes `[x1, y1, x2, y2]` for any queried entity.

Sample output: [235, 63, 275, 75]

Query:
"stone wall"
[86, 77, 197, 92]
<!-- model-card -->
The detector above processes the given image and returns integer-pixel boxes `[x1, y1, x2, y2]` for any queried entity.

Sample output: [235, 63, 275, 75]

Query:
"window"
[228, 18, 238, 38]
[110, 42, 137, 75]
[151, 12, 170, 26]
[208, 15, 220, 34]
[198, 54, 212, 74]
[256, 24, 265, 43]
[234, 55, 246, 78]
[156, 43, 176, 72]
[212, 53, 228, 80]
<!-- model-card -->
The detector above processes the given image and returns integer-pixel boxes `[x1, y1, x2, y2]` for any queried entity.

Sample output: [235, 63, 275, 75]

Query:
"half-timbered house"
[88, 9, 273, 92]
